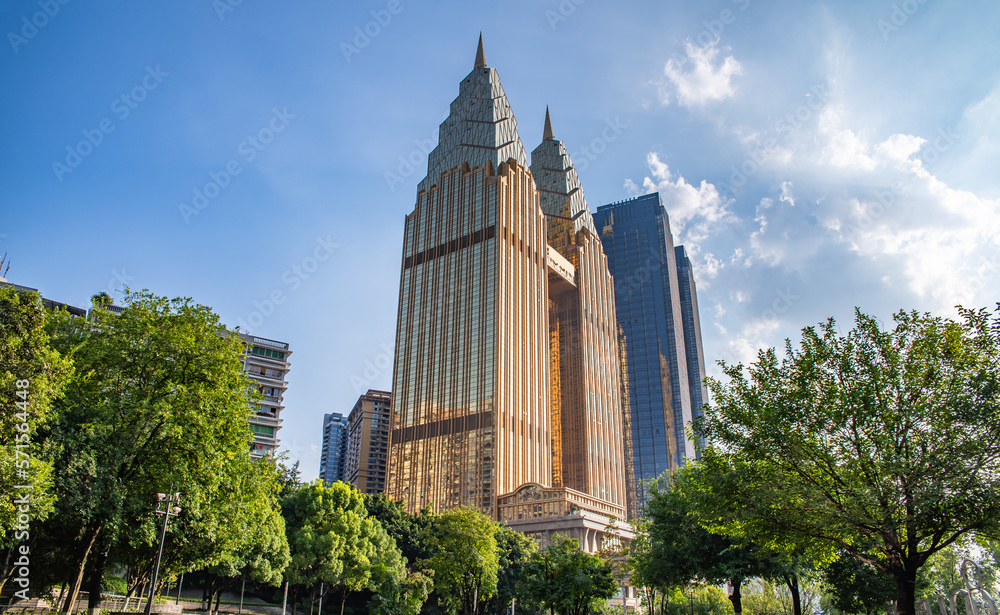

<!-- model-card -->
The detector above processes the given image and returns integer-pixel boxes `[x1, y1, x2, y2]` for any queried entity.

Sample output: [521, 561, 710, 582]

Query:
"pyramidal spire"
[543, 106, 555, 141]
[418, 33, 528, 192]
[474, 33, 486, 69]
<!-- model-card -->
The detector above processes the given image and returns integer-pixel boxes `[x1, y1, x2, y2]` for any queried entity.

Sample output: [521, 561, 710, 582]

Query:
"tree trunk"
[339, 588, 347, 615]
[86, 547, 110, 614]
[783, 573, 802, 615]
[728, 577, 743, 615]
[893, 565, 918, 615]
[62, 525, 101, 615]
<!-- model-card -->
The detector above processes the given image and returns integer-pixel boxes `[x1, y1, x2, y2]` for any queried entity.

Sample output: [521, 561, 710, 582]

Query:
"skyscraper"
[592, 194, 707, 502]
[387, 38, 632, 534]
[675, 245, 708, 430]
[319, 412, 349, 485]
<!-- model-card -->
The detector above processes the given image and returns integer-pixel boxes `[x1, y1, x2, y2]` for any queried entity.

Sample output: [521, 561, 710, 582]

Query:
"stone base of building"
[499, 483, 640, 610]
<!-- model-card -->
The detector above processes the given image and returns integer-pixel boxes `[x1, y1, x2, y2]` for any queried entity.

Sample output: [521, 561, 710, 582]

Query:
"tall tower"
[674, 245, 708, 434]
[593, 194, 698, 505]
[530, 109, 632, 514]
[388, 37, 552, 517]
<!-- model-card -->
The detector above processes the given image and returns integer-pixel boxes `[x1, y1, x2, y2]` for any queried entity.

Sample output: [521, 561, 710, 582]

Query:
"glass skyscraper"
[593, 194, 707, 503]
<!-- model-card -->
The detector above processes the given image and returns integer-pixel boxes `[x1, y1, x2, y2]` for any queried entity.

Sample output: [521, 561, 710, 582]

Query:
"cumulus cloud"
[661, 39, 742, 107]
[625, 152, 733, 230]
[629, 86, 1000, 379]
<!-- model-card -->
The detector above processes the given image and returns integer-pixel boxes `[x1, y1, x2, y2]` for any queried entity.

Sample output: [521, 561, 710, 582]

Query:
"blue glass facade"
[593, 193, 706, 502]
[675, 245, 708, 439]
[319, 412, 348, 485]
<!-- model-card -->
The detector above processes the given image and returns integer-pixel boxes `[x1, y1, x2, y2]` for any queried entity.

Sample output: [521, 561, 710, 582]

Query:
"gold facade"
[388, 40, 631, 521]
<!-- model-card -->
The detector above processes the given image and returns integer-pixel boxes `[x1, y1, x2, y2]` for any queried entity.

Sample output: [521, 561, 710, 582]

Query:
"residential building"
[386, 38, 634, 581]
[345, 389, 391, 494]
[240, 333, 291, 457]
[592, 193, 708, 504]
[319, 412, 349, 485]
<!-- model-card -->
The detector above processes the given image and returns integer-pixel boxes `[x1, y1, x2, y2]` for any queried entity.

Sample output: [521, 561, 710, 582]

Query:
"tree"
[519, 536, 617, 615]
[40, 289, 262, 613]
[821, 551, 897, 615]
[487, 525, 536, 615]
[188, 455, 290, 615]
[697, 307, 1000, 615]
[364, 494, 437, 565]
[0, 287, 72, 594]
[640, 472, 785, 615]
[422, 508, 499, 615]
[282, 480, 406, 615]
[0, 288, 71, 532]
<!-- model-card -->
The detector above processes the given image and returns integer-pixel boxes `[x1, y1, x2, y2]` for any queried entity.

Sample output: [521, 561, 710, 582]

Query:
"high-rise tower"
[593, 193, 706, 505]
[388, 36, 552, 517]
[530, 110, 632, 515]
[387, 38, 631, 530]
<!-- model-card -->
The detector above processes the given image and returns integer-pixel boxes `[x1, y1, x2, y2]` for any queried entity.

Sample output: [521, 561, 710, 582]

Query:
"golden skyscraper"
[388, 38, 633, 536]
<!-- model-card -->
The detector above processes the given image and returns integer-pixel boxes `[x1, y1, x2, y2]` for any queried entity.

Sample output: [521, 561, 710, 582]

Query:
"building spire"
[543, 106, 555, 141]
[475, 33, 486, 69]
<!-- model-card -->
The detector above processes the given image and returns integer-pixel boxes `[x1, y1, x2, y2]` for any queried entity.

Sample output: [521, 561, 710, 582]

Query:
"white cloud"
[661, 39, 742, 107]
[625, 153, 737, 285]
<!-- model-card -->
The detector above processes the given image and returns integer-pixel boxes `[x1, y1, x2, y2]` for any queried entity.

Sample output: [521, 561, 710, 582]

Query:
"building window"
[250, 347, 285, 360]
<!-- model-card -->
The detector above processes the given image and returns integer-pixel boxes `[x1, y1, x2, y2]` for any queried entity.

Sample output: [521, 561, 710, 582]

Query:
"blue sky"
[3, 1, 998, 480]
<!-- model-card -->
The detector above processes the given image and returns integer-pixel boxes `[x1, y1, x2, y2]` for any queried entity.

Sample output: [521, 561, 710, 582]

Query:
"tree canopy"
[519, 536, 617, 615]
[695, 306, 1000, 615]
[422, 507, 499, 615]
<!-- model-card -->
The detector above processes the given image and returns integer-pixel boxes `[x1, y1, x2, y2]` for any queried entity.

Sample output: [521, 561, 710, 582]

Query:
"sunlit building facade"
[387, 38, 632, 526]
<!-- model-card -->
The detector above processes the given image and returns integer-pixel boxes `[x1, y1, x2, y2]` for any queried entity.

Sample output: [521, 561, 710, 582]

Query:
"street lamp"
[144, 491, 181, 615]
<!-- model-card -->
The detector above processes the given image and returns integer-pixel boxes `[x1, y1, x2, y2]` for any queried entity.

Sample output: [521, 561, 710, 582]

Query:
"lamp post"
[144, 491, 181, 615]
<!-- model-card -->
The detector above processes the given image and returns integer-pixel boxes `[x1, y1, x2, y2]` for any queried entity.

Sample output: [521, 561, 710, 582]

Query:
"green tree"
[519, 536, 617, 615]
[821, 551, 896, 615]
[282, 480, 406, 615]
[487, 525, 537, 615]
[39, 289, 262, 613]
[422, 507, 499, 615]
[189, 455, 290, 614]
[0, 287, 73, 595]
[641, 472, 786, 615]
[364, 494, 437, 565]
[697, 307, 1000, 615]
